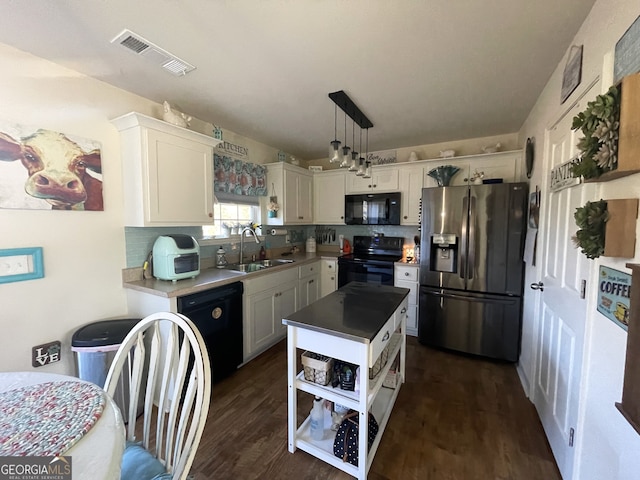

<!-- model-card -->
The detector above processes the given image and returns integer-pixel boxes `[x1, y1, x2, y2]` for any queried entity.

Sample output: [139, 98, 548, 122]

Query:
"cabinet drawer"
[299, 261, 320, 278]
[395, 265, 418, 282]
[369, 315, 395, 365]
[394, 296, 410, 331]
[394, 279, 417, 305]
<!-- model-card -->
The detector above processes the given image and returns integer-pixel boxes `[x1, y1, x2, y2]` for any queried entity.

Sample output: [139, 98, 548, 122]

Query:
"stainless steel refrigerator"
[418, 182, 527, 361]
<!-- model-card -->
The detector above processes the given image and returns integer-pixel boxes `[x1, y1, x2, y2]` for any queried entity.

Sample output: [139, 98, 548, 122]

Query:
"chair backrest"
[104, 312, 211, 480]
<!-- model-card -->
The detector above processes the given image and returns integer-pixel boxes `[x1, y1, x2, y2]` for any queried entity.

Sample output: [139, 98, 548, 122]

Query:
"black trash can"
[71, 318, 141, 419]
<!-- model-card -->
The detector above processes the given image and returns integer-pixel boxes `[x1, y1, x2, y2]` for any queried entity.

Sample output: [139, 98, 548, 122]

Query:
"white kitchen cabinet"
[398, 165, 424, 225]
[298, 261, 321, 310]
[345, 165, 399, 193]
[264, 162, 313, 225]
[320, 259, 338, 298]
[423, 150, 522, 188]
[243, 268, 298, 362]
[313, 170, 346, 224]
[394, 263, 419, 336]
[111, 112, 221, 226]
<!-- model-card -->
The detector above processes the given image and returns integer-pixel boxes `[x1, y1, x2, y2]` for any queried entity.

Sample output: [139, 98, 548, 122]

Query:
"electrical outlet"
[285, 234, 290, 244]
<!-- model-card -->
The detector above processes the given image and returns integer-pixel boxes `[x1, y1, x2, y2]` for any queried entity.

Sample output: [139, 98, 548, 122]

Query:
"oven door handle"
[385, 198, 390, 220]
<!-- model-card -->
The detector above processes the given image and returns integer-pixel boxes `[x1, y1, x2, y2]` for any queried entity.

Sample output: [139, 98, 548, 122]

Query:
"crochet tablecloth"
[0, 380, 105, 456]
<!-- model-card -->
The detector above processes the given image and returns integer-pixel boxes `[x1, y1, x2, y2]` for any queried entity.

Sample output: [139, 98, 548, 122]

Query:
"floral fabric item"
[214, 154, 267, 196]
[0, 380, 105, 456]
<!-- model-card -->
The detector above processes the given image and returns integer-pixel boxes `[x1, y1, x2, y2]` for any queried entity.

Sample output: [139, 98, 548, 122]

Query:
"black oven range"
[338, 235, 404, 288]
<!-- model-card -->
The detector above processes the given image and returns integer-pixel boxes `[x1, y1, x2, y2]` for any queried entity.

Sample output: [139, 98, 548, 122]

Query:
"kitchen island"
[283, 282, 409, 479]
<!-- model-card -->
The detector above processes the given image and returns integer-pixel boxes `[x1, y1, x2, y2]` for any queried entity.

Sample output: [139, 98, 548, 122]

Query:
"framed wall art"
[561, 45, 583, 104]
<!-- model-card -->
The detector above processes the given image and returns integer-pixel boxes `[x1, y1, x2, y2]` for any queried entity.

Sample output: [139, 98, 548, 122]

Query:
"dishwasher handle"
[177, 282, 243, 310]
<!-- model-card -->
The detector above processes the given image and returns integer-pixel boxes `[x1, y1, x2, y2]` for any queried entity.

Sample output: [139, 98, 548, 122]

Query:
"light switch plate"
[0, 247, 44, 283]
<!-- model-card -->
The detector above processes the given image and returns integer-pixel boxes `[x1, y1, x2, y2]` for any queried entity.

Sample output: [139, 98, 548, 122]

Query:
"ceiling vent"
[111, 29, 196, 77]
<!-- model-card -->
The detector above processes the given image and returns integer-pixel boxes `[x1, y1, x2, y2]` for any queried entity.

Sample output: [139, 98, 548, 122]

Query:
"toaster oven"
[152, 234, 200, 281]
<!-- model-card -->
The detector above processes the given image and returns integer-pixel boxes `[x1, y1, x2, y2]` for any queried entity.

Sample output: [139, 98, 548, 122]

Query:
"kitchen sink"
[222, 258, 295, 273]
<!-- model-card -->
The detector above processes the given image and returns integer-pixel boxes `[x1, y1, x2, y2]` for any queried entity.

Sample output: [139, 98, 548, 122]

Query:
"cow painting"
[0, 127, 103, 211]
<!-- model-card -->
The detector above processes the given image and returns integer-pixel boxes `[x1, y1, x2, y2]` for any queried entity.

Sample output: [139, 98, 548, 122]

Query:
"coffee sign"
[597, 265, 632, 331]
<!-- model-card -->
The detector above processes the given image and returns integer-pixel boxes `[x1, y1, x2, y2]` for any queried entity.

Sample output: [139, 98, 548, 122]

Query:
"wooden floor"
[190, 337, 561, 479]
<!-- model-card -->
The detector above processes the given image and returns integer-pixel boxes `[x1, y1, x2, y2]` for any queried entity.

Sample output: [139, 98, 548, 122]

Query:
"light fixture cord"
[344, 111, 348, 148]
[334, 104, 337, 140]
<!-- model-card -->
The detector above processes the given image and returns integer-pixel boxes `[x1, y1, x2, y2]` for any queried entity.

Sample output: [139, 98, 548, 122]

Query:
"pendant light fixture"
[340, 113, 351, 168]
[356, 128, 366, 176]
[328, 90, 373, 171]
[349, 120, 358, 171]
[363, 128, 371, 178]
[329, 104, 341, 163]
[363, 128, 372, 178]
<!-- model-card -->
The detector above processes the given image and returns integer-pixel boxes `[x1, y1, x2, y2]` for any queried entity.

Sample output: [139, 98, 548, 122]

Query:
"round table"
[0, 371, 125, 479]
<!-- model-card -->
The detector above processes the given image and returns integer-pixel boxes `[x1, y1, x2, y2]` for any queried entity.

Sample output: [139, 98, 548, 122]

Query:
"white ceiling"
[0, 0, 596, 159]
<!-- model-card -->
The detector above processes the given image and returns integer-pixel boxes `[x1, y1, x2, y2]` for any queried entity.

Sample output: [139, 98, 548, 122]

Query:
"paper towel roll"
[270, 228, 288, 236]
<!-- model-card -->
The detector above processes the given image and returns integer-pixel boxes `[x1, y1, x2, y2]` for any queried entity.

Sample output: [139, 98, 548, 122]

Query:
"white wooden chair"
[104, 312, 211, 480]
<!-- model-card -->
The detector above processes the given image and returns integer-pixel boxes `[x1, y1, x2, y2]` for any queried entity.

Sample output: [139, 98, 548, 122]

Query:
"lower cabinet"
[320, 259, 338, 298]
[243, 268, 298, 362]
[394, 263, 419, 336]
[298, 260, 321, 310]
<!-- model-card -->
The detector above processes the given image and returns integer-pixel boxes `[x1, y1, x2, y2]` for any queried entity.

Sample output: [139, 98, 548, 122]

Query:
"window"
[202, 202, 260, 238]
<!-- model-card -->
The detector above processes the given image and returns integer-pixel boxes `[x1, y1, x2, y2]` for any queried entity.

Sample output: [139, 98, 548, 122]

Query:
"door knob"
[530, 282, 544, 291]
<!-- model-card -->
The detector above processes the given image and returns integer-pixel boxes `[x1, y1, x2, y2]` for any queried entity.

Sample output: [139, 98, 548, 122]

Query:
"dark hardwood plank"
[189, 337, 560, 479]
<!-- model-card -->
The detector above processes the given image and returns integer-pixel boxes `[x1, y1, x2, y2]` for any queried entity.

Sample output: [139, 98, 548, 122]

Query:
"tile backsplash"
[124, 224, 420, 268]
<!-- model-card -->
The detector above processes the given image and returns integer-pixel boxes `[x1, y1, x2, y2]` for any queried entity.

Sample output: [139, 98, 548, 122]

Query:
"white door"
[534, 81, 599, 479]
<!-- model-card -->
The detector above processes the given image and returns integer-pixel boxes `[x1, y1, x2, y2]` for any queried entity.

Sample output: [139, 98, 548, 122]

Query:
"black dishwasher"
[177, 281, 243, 383]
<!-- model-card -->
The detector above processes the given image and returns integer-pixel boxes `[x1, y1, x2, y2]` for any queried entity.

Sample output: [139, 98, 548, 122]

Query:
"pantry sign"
[597, 265, 632, 331]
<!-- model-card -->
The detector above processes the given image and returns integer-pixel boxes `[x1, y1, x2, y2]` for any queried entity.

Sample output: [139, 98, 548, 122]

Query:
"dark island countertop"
[283, 282, 409, 343]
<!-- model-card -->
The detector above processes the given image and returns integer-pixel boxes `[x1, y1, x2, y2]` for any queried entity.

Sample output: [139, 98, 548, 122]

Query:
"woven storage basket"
[369, 343, 391, 379]
[301, 351, 333, 386]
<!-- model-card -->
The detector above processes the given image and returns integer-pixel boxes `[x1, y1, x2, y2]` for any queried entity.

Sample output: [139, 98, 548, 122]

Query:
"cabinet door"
[399, 166, 424, 225]
[313, 171, 346, 224]
[246, 288, 277, 356]
[276, 281, 298, 335]
[299, 274, 320, 309]
[469, 151, 522, 183]
[146, 128, 214, 225]
[283, 169, 313, 224]
[320, 260, 338, 298]
[373, 167, 399, 191]
[345, 167, 399, 193]
[297, 173, 313, 223]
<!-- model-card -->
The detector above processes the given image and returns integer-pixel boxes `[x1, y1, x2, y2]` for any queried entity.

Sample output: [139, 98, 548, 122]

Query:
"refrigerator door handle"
[460, 195, 468, 279]
[468, 195, 476, 280]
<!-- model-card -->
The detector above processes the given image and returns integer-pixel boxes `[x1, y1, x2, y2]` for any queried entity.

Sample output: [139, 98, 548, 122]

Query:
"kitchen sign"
[367, 149, 397, 165]
[597, 265, 632, 331]
[550, 156, 581, 192]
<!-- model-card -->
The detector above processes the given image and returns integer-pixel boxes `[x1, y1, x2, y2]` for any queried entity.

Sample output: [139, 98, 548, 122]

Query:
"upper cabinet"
[399, 165, 424, 225]
[345, 165, 399, 193]
[263, 162, 313, 225]
[313, 169, 346, 225]
[111, 112, 221, 227]
[423, 150, 523, 187]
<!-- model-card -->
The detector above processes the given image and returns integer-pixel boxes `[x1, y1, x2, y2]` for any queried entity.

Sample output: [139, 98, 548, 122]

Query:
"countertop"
[123, 252, 341, 298]
[282, 282, 409, 343]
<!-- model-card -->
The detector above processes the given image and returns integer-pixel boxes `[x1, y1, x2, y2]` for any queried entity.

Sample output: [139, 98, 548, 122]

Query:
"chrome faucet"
[239, 226, 260, 264]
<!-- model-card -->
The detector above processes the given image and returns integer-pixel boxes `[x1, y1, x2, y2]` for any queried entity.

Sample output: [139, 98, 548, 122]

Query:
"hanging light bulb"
[340, 114, 351, 168]
[328, 104, 341, 163]
[363, 160, 371, 178]
[356, 128, 365, 176]
[348, 122, 358, 171]
[362, 128, 371, 178]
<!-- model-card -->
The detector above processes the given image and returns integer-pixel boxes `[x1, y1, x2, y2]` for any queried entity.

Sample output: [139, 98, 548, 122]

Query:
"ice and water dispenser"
[430, 234, 457, 273]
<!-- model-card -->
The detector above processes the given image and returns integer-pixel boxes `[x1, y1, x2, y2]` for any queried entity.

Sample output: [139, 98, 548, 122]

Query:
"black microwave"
[345, 192, 401, 225]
